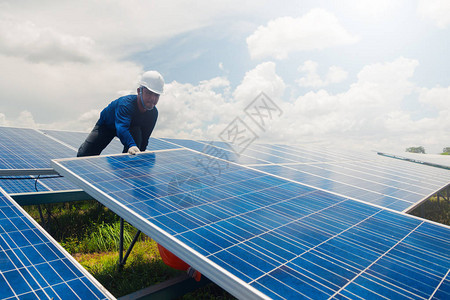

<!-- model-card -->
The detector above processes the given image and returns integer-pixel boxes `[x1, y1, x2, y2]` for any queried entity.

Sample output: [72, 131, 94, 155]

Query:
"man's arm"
[115, 104, 137, 149]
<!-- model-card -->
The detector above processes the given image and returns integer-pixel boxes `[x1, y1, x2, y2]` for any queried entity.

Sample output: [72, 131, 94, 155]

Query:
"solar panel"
[163, 138, 450, 212]
[0, 187, 113, 299]
[52, 150, 450, 299]
[0, 127, 75, 170]
[378, 151, 450, 169]
[162, 138, 268, 165]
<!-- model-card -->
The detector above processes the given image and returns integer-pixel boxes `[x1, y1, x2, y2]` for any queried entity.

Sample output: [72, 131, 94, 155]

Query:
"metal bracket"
[0, 168, 59, 176]
[118, 218, 141, 269]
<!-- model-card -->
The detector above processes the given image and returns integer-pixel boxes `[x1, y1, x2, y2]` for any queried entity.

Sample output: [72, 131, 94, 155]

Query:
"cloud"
[0, 17, 96, 64]
[259, 57, 448, 153]
[417, 0, 450, 28]
[296, 60, 348, 88]
[0, 111, 36, 128]
[0, 1, 263, 58]
[0, 53, 142, 124]
[156, 77, 233, 139]
[156, 62, 286, 140]
[246, 8, 358, 60]
[233, 61, 286, 103]
[2, 57, 448, 153]
[418, 85, 450, 110]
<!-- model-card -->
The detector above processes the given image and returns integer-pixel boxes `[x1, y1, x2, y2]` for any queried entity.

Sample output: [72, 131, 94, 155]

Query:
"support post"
[119, 218, 124, 266]
[118, 218, 141, 269]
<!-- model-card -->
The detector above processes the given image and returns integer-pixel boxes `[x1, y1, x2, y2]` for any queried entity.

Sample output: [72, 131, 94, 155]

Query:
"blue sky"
[0, 0, 449, 153]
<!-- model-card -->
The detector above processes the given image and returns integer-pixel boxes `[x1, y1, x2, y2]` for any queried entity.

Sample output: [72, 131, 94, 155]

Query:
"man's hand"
[128, 146, 140, 155]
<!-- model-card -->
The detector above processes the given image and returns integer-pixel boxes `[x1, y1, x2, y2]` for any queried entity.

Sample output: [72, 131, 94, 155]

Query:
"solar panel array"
[52, 150, 450, 300]
[1, 126, 450, 299]
[162, 138, 450, 212]
[0, 187, 113, 299]
[0, 127, 178, 194]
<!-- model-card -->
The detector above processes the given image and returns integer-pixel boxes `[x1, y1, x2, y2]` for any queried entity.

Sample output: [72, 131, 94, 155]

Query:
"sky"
[0, 0, 449, 154]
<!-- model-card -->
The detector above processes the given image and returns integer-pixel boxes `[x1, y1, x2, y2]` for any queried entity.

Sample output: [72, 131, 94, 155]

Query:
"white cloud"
[246, 8, 358, 60]
[0, 53, 142, 124]
[296, 60, 348, 88]
[418, 85, 450, 110]
[0, 16, 96, 64]
[417, 0, 450, 28]
[257, 57, 448, 153]
[156, 62, 286, 140]
[0, 1, 263, 57]
[2, 56, 448, 154]
[155, 77, 233, 139]
[233, 61, 286, 103]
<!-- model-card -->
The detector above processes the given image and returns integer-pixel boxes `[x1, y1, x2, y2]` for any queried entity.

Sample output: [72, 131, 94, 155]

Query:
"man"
[77, 70, 164, 157]
[77, 70, 201, 280]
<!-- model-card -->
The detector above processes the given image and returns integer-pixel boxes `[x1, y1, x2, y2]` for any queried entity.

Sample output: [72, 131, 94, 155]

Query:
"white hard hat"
[139, 70, 164, 95]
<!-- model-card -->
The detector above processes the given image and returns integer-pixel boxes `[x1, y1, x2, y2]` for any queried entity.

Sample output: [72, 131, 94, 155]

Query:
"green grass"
[410, 195, 450, 225]
[76, 238, 183, 297]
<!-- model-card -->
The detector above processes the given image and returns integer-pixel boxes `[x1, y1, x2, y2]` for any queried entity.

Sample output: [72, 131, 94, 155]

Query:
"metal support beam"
[118, 218, 141, 269]
[0, 168, 59, 176]
[11, 189, 95, 206]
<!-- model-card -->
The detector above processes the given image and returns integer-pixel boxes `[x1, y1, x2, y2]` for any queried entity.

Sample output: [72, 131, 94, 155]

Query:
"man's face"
[142, 88, 159, 110]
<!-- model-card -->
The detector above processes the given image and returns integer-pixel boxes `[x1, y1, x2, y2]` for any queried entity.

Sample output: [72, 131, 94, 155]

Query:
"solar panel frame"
[51, 149, 450, 300]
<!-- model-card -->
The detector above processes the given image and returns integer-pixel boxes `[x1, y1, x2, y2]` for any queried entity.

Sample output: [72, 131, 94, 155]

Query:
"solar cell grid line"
[0, 127, 76, 170]
[248, 143, 354, 165]
[337, 159, 450, 193]
[162, 138, 272, 165]
[257, 143, 450, 186]
[258, 143, 370, 164]
[306, 143, 450, 181]
[52, 149, 450, 300]
[317, 161, 445, 195]
[0, 176, 52, 194]
[266, 161, 435, 199]
[253, 164, 416, 211]
[40, 129, 89, 150]
[328, 160, 447, 191]
[0, 187, 114, 299]
[195, 140, 450, 205]
[356, 155, 450, 181]
[196, 139, 317, 165]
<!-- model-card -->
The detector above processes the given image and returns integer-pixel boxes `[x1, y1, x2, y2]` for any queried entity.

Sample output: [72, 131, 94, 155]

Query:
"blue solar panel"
[52, 150, 450, 299]
[164, 138, 450, 212]
[0, 176, 51, 194]
[162, 138, 268, 165]
[1, 127, 180, 194]
[0, 127, 75, 169]
[0, 188, 113, 299]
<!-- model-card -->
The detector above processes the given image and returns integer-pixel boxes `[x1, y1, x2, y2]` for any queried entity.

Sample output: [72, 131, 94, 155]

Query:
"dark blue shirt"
[98, 95, 158, 150]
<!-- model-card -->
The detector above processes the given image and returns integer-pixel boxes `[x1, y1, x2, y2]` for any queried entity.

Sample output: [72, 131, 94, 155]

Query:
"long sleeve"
[115, 103, 137, 149]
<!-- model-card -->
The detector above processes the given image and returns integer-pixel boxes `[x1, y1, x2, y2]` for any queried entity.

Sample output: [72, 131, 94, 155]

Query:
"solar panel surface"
[0, 127, 75, 169]
[0, 127, 179, 194]
[0, 187, 114, 299]
[52, 150, 450, 300]
[164, 138, 450, 212]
